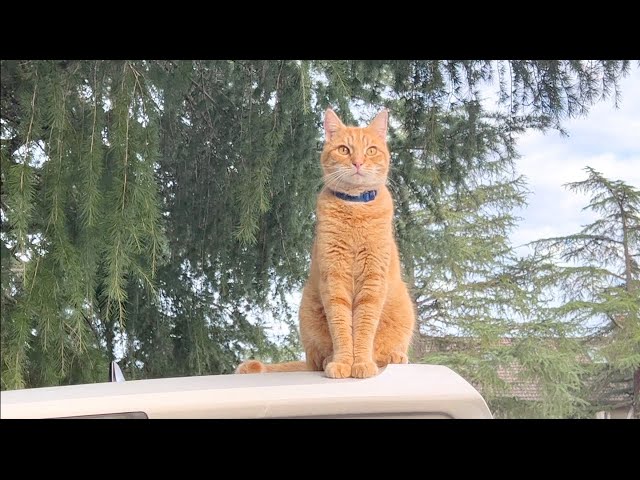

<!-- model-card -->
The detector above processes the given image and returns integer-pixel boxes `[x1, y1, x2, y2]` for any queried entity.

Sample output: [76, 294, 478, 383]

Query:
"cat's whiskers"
[372, 165, 395, 189]
[323, 169, 348, 184]
[324, 168, 354, 192]
[324, 164, 388, 193]
[364, 165, 391, 189]
[316, 170, 343, 191]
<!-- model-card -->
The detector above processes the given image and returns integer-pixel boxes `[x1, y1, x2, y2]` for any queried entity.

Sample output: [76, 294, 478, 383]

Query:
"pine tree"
[401, 104, 588, 418]
[530, 168, 639, 418]
[1, 61, 167, 388]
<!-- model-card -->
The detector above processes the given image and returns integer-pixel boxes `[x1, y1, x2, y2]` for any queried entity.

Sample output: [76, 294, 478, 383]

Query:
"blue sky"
[510, 66, 640, 251]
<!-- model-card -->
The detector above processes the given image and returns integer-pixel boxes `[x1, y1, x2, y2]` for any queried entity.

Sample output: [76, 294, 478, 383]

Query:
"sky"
[508, 66, 640, 252]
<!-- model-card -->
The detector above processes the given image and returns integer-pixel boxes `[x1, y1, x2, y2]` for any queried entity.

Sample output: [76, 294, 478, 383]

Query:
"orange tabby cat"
[235, 108, 416, 378]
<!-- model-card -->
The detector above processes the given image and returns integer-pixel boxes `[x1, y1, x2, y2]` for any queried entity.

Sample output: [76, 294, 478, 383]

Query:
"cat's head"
[320, 108, 390, 194]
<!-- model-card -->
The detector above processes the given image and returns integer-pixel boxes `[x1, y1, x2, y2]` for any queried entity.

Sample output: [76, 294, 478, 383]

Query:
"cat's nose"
[352, 160, 363, 171]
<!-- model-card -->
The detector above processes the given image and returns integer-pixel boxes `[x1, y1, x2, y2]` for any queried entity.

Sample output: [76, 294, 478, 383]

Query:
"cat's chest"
[317, 206, 391, 245]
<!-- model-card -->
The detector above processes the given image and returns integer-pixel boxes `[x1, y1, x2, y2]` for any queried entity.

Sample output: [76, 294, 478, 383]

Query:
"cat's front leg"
[319, 259, 355, 379]
[351, 246, 390, 378]
[321, 293, 354, 378]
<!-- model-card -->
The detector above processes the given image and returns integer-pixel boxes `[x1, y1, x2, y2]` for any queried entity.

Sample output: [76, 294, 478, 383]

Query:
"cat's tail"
[235, 359, 314, 374]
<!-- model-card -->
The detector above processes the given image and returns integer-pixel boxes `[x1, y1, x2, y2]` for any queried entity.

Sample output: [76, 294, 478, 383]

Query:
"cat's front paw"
[388, 351, 409, 364]
[351, 361, 379, 378]
[376, 351, 409, 367]
[235, 360, 267, 374]
[322, 356, 332, 370]
[324, 361, 352, 379]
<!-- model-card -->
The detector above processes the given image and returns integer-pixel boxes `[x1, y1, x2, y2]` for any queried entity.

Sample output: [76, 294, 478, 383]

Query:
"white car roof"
[1, 364, 492, 419]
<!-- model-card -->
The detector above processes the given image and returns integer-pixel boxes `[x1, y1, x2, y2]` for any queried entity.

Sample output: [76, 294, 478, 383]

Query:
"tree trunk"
[634, 368, 639, 419]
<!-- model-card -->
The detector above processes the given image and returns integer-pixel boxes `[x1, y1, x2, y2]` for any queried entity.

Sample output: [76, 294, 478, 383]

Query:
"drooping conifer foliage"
[2, 61, 635, 418]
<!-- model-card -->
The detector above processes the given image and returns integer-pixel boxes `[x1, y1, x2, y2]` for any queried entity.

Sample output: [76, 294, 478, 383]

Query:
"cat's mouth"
[349, 172, 370, 183]
[324, 167, 383, 191]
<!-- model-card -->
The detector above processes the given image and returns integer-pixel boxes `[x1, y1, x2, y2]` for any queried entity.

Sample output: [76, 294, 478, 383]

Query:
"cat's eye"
[338, 146, 350, 155]
[366, 146, 378, 156]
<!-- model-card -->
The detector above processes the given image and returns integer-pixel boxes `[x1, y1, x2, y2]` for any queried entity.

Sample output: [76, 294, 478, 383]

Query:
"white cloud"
[511, 66, 640, 252]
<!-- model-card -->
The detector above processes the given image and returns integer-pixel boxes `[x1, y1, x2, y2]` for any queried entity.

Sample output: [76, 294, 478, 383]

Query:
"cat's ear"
[324, 108, 345, 142]
[368, 109, 389, 139]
